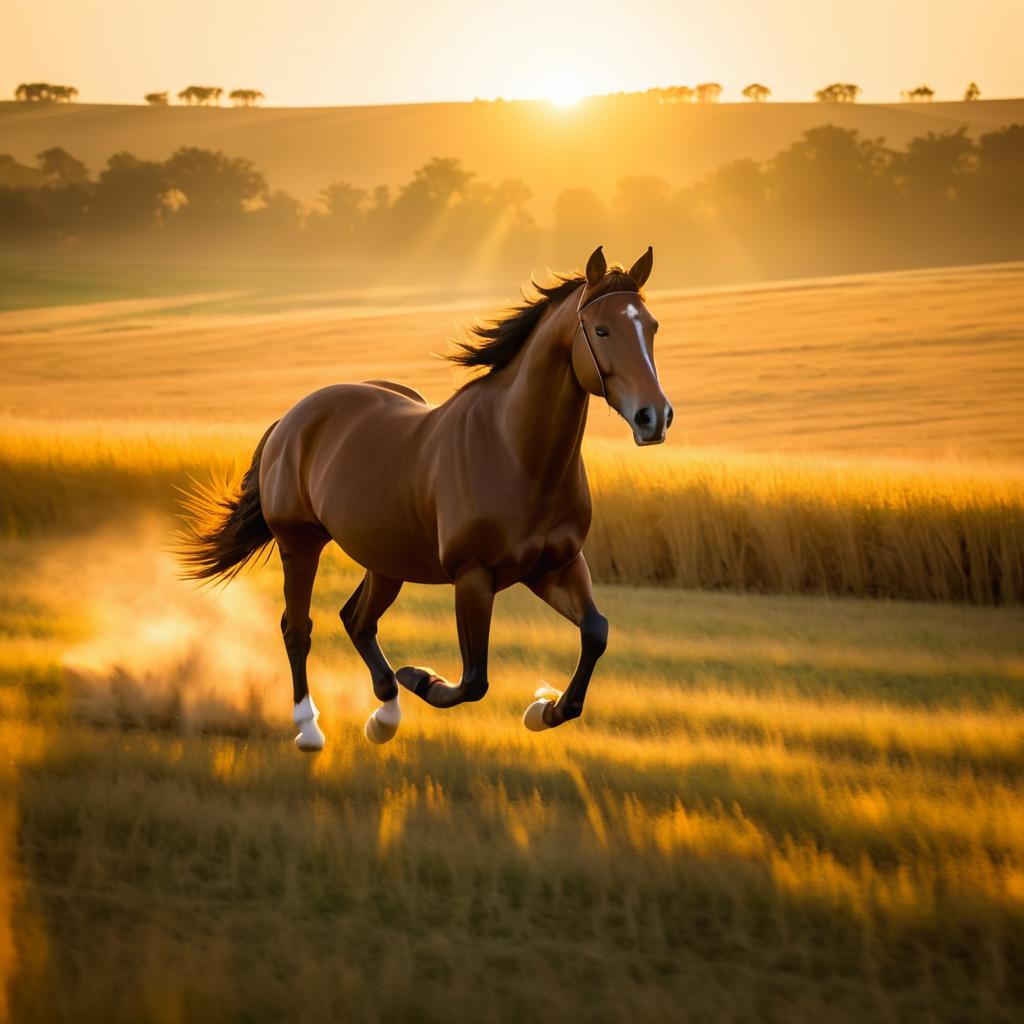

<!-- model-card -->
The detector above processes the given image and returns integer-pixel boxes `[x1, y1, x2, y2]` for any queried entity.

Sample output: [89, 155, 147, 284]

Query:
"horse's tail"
[177, 421, 278, 583]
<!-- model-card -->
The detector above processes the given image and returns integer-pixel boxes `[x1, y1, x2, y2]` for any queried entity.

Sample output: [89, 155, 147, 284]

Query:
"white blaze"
[625, 303, 657, 375]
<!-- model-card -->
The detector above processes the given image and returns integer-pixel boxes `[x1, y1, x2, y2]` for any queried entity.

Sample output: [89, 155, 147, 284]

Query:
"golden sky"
[5, 0, 1022, 106]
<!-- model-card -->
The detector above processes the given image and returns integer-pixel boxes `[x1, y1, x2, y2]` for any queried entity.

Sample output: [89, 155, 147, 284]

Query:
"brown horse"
[180, 246, 672, 749]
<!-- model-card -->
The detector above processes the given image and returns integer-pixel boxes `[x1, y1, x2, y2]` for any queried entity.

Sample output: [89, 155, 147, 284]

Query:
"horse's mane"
[447, 266, 640, 380]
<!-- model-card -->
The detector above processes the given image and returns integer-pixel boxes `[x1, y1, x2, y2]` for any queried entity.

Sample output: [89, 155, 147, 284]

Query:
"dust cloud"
[54, 522, 289, 736]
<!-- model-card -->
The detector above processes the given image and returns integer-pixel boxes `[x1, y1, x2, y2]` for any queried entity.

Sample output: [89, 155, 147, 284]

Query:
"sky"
[5, 0, 1023, 107]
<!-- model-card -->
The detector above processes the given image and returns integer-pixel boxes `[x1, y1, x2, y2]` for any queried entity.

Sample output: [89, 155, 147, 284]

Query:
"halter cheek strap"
[572, 290, 637, 399]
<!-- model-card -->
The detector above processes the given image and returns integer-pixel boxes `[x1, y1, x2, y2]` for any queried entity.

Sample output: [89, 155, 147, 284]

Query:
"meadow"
[2, 261, 1023, 1021]
[2, 536, 1023, 1022]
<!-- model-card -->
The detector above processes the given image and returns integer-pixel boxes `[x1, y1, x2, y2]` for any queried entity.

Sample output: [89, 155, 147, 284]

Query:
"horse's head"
[571, 246, 673, 446]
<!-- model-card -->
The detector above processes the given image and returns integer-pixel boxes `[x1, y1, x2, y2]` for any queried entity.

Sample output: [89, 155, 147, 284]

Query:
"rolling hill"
[2, 96, 1022, 208]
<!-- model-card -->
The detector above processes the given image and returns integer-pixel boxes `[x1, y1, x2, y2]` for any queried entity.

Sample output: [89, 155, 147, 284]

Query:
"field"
[2, 261, 1023, 1021]
[3, 261, 1022, 458]
[3, 537, 1023, 1022]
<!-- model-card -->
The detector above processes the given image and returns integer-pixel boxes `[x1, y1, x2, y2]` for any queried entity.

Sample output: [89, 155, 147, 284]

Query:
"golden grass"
[3, 262, 1023, 460]
[2, 536, 1023, 1022]
[2, 422, 1021, 603]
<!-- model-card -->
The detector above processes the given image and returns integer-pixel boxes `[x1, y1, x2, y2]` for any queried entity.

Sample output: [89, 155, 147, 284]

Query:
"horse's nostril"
[666, 405, 674, 428]
[634, 407, 655, 429]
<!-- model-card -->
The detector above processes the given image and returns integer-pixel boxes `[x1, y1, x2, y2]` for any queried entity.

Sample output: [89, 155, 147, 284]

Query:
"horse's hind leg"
[340, 571, 404, 744]
[277, 526, 329, 751]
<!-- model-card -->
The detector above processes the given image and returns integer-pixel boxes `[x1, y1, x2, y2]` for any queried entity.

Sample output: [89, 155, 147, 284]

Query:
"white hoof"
[523, 685, 561, 732]
[364, 696, 401, 745]
[293, 694, 325, 753]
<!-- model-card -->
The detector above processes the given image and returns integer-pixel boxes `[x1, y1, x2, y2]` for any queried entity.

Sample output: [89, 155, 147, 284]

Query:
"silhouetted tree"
[145, 92, 169, 106]
[14, 82, 78, 103]
[90, 152, 170, 231]
[161, 147, 267, 222]
[229, 89, 265, 107]
[37, 147, 88, 186]
[816, 83, 860, 103]
[906, 85, 935, 103]
[897, 128, 974, 208]
[964, 82, 981, 101]
[742, 84, 771, 103]
[177, 86, 223, 107]
[767, 125, 895, 217]
[649, 85, 695, 104]
[969, 124, 1024, 214]
[388, 157, 473, 235]
[696, 83, 723, 103]
[318, 181, 367, 230]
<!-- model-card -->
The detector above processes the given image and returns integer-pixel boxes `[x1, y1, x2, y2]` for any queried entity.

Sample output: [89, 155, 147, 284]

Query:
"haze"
[5, 0, 1023, 106]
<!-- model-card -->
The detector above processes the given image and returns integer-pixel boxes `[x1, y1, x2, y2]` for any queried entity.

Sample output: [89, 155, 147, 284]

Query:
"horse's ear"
[585, 246, 607, 286]
[628, 246, 653, 289]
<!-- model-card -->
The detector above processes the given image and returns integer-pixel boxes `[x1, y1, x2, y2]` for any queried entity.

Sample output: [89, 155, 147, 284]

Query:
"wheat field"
[2, 261, 1022, 459]
[2, 262, 1023, 1021]
[1, 425, 1022, 603]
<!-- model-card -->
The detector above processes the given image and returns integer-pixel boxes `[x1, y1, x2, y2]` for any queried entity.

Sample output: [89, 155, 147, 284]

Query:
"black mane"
[447, 267, 639, 380]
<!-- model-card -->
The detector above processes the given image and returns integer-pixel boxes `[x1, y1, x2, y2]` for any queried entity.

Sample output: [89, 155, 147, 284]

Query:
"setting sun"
[547, 87, 583, 108]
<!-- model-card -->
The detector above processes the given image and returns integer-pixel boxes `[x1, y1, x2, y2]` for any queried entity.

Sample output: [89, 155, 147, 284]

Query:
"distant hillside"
[2, 96, 1021, 209]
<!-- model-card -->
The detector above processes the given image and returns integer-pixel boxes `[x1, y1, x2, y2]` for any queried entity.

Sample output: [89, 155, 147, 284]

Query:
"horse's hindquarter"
[260, 383, 447, 582]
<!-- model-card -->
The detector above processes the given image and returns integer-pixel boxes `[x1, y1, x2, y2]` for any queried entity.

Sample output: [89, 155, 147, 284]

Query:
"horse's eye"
[594, 326, 610, 337]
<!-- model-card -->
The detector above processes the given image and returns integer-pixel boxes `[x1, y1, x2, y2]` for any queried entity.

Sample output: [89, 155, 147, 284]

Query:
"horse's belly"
[328, 515, 449, 584]
[313, 440, 445, 583]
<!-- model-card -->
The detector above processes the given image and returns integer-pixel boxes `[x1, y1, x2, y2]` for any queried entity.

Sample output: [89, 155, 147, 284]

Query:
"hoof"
[523, 685, 561, 732]
[365, 696, 401, 745]
[293, 695, 325, 753]
[396, 665, 443, 698]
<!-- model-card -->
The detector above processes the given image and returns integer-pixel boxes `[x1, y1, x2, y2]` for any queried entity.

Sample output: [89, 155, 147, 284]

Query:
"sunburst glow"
[547, 86, 583, 108]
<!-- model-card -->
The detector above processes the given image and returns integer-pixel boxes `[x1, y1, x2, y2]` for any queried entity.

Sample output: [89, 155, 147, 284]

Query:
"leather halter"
[572, 289, 638, 399]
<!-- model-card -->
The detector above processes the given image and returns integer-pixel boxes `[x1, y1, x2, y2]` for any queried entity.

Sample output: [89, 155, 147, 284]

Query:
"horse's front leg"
[397, 563, 494, 708]
[522, 553, 608, 731]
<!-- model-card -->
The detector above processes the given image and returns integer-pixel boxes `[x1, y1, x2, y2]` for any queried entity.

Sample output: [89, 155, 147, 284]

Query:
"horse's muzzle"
[631, 402, 673, 446]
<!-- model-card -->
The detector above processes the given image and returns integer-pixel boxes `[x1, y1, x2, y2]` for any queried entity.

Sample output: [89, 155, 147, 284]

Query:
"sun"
[547, 86, 584, 108]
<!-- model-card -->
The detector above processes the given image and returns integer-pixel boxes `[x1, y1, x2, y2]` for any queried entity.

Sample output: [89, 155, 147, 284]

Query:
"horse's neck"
[495, 288, 588, 483]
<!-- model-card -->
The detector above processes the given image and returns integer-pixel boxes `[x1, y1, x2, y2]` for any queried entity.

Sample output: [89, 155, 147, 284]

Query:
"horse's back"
[363, 379, 430, 405]
[259, 381, 446, 580]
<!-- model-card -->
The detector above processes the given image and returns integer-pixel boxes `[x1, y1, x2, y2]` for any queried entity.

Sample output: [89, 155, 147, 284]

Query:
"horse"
[179, 246, 673, 749]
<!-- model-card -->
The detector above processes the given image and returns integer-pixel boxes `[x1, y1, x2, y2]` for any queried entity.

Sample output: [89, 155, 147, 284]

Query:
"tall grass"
[1, 421, 1021, 603]
[3, 546, 1023, 1023]
[587, 439, 1024, 604]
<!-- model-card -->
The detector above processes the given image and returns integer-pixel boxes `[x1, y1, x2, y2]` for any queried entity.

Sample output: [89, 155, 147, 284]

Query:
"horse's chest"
[439, 490, 589, 586]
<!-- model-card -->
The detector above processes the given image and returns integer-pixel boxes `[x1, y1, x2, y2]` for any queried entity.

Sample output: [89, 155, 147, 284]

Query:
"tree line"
[12, 83, 265, 107]
[13, 81, 989, 107]
[1, 124, 1021, 284]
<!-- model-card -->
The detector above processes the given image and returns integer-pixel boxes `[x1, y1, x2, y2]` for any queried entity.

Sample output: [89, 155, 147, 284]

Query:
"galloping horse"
[180, 246, 672, 749]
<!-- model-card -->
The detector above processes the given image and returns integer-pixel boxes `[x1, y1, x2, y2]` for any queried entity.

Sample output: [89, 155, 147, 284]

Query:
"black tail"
[177, 421, 278, 583]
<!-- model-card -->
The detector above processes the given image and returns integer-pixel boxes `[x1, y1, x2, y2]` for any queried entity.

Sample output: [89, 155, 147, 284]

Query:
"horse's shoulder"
[363, 379, 429, 405]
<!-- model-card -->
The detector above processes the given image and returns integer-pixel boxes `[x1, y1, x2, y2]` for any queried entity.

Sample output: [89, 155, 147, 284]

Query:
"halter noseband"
[573, 289, 637, 399]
